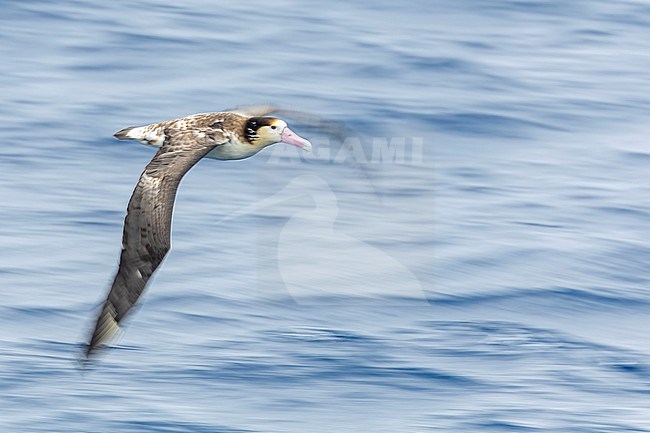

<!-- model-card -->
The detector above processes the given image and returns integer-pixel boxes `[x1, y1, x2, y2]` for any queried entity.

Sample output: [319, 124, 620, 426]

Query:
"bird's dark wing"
[85, 127, 227, 358]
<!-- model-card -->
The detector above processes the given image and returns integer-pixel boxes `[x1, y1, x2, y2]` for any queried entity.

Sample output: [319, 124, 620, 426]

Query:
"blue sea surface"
[2, 0, 650, 431]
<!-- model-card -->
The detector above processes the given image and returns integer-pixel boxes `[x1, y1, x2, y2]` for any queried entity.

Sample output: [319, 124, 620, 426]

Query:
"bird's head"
[245, 117, 312, 153]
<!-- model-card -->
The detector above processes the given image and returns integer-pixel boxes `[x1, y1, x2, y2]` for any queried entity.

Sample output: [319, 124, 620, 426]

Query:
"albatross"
[83, 106, 311, 359]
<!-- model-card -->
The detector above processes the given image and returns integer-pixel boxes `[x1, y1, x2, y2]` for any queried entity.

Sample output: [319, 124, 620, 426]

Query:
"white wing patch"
[140, 172, 162, 189]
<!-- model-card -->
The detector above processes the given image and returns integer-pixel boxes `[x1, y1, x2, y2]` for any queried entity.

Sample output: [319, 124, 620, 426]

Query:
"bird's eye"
[270, 125, 277, 130]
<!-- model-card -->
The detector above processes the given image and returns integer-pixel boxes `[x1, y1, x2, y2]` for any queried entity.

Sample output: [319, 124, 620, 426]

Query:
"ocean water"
[2, 0, 650, 431]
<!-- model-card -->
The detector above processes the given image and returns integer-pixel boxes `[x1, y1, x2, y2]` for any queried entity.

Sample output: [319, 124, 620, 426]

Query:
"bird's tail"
[113, 124, 165, 147]
[113, 126, 140, 140]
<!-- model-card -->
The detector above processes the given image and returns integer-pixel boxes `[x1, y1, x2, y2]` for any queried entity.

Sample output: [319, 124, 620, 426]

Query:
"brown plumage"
[84, 107, 312, 360]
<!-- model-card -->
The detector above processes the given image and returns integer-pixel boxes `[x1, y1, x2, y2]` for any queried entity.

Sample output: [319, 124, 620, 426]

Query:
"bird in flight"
[83, 106, 312, 360]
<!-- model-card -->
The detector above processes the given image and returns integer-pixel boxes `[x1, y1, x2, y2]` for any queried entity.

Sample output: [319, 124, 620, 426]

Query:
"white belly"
[206, 141, 260, 160]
